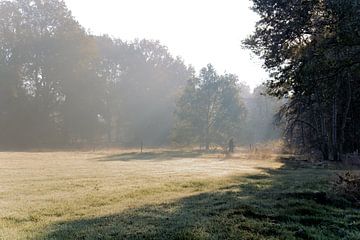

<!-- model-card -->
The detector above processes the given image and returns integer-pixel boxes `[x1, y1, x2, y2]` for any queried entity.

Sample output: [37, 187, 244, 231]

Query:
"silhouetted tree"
[245, 0, 360, 161]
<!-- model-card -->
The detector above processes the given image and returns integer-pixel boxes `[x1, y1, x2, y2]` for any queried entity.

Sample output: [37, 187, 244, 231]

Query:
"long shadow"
[97, 150, 206, 162]
[38, 158, 360, 239]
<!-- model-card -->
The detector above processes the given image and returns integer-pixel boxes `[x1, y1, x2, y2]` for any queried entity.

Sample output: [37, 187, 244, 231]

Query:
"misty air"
[1, 0, 360, 239]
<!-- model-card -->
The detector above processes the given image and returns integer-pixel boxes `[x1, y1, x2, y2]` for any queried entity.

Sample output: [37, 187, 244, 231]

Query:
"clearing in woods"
[1, 147, 360, 239]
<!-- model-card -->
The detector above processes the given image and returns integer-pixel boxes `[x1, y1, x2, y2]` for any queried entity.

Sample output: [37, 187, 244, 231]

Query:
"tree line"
[245, 0, 360, 161]
[0, 0, 281, 149]
[0, 0, 193, 148]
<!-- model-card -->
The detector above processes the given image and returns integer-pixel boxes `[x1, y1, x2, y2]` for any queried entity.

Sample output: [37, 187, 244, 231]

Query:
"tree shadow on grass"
[38, 159, 360, 240]
[96, 150, 206, 162]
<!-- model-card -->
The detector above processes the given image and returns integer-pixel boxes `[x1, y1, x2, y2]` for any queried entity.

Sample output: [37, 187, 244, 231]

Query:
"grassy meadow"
[1, 147, 360, 239]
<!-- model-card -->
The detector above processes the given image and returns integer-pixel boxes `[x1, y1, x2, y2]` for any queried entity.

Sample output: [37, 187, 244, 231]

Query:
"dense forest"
[0, 0, 280, 149]
[245, 0, 360, 161]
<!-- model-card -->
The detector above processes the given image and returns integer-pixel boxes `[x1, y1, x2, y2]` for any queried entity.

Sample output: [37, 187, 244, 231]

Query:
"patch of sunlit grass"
[1, 147, 358, 239]
[0, 148, 282, 239]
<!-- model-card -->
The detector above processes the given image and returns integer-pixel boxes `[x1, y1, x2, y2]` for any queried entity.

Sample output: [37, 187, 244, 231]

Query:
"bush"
[335, 172, 360, 204]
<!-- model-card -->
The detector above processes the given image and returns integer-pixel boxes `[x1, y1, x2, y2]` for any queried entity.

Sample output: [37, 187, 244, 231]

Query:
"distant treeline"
[0, 0, 281, 149]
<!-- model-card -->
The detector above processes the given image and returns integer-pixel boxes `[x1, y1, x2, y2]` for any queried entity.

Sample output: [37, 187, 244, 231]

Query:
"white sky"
[64, 0, 268, 90]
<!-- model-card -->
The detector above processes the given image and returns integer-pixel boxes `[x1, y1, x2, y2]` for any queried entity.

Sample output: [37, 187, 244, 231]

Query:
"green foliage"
[173, 64, 246, 149]
[0, 0, 193, 148]
[0, 0, 99, 146]
[245, 0, 360, 160]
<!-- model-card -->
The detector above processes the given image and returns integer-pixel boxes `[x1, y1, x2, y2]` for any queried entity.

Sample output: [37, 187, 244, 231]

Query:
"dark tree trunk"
[339, 76, 352, 158]
[332, 95, 339, 161]
[314, 90, 330, 161]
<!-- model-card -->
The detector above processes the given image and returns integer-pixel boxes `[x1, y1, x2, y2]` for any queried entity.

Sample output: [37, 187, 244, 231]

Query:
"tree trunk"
[205, 128, 210, 151]
[205, 106, 210, 151]
[332, 96, 338, 161]
[314, 90, 329, 161]
[107, 125, 112, 144]
[205, 126, 210, 151]
[339, 76, 352, 158]
[205, 141, 210, 151]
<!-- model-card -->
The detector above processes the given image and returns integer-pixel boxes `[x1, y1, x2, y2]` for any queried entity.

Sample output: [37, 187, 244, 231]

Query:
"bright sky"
[64, 0, 268, 90]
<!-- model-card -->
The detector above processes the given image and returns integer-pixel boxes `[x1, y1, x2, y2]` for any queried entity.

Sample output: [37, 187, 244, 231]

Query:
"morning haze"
[64, 0, 268, 90]
[1, 0, 359, 239]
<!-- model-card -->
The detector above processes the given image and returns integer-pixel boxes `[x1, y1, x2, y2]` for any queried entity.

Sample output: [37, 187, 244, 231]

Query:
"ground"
[0, 147, 359, 239]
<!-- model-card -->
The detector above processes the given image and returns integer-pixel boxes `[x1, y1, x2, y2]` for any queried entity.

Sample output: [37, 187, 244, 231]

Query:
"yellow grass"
[0, 148, 282, 239]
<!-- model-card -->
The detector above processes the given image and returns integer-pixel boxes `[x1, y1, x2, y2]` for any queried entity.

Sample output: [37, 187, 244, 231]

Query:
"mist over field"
[1, 0, 360, 239]
[0, 0, 282, 150]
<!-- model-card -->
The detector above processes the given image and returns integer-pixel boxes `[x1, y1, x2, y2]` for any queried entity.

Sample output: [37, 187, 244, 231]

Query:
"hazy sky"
[64, 0, 268, 90]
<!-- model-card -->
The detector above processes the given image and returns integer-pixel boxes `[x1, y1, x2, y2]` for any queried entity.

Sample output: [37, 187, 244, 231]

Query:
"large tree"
[0, 0, 105, 147]
[173, 64, 246, 150]
[245, 0, 360, 161]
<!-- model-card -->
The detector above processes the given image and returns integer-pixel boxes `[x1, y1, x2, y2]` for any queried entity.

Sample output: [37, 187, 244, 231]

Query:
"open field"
[1, 148, 360, 239]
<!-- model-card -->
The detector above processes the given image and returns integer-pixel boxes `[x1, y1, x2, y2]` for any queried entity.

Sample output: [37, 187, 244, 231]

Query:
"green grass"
[40, 162, 360, 239]
[1, 150, 360, 239]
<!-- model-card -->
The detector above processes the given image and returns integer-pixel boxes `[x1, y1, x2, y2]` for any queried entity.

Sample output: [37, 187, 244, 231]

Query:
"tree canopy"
[173, 64, 246, 150]
[0, 0, 193, 148]
[245, 0, 360, 160]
